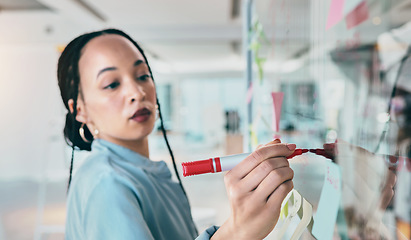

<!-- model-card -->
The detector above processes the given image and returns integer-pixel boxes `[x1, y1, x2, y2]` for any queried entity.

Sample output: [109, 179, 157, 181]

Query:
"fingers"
[239, 157, 290, 192]
[228, 143, 296, 180]
[323, 143, 335, 149]
[388, 156, 399, 171]
[266, 180, 294, 210]
[253, 166, 294, 202]
[385, 170, 397, 188]
[255, 138, 282, 150]
[379, 185, 395, 210]
[323, 143, 337, 158]
[323, 143, 335, 153]
[379, 171, 396, 210]
[267, 138, 282, 145]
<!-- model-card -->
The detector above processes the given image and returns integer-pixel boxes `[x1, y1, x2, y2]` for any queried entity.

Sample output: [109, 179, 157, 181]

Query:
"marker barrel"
[182, 153, 250, 177]
[182, 149, 309, 177]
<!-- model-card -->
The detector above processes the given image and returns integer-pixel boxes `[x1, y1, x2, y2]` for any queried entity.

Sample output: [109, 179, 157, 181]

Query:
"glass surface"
[1, 1, 411, 239]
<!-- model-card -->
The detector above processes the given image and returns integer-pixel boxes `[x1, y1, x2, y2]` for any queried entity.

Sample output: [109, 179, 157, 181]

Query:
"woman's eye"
[137, 74, 151, 81]
[104, 82, 120, 89]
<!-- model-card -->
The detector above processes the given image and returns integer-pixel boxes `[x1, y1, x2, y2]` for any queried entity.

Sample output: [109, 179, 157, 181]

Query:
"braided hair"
[57, 29, 187, 199]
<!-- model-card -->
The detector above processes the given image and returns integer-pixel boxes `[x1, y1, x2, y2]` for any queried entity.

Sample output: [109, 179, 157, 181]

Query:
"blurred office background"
[1, 0, 411, 239]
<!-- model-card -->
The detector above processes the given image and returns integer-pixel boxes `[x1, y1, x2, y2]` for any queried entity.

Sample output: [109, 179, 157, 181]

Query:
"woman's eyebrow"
[96, 60, 146, 79]
[134, 59, 145, 66]
[96, 67, 116, 79]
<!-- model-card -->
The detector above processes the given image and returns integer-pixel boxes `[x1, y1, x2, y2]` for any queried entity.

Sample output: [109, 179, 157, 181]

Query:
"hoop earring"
[79, 123, 91, 143]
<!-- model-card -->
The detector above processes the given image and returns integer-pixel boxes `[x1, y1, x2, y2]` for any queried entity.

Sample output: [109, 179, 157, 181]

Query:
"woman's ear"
[68, 98, 88, 123]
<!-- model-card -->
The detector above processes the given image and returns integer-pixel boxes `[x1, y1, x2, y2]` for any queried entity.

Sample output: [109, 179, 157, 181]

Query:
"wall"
[0, 43, 68, 181]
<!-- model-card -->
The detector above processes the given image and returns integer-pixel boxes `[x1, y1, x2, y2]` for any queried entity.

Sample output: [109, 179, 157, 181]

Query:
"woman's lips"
[131, 108, 152, 123]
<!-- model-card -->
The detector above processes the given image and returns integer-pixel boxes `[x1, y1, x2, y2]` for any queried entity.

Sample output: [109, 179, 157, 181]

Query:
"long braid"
[67, 144, 75, 192]
[129, 34, 189, 197]
[156, 99, 187, 196]
[130, 34, 197, 232]
[157, 99, 198, 234]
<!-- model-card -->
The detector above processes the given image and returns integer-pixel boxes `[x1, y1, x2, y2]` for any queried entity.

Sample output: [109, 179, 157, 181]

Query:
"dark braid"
[67, 145, 75, 191]
[157, 98, 187, 196]
[58, 29, 189, 200]
[157, 101, 198, 234]
[124, 36, 194, 223]
[116, 31, 190, 200]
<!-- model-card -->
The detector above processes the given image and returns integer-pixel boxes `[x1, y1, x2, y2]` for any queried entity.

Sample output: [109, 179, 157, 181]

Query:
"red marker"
[309, 148, 334, 160]
[287, 148, 309, 159]
[182, 149, 308, 177]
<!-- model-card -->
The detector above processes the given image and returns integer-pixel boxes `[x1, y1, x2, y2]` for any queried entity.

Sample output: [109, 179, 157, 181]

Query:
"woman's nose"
[128, 82, 146, 103]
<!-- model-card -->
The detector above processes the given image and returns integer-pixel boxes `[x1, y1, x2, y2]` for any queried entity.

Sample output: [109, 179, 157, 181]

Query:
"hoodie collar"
[92, 139, 171, 178]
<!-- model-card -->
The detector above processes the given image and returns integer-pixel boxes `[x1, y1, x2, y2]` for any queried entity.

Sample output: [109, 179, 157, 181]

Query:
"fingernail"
[287, 144, 296, 151]
[272, 138, 281, 143]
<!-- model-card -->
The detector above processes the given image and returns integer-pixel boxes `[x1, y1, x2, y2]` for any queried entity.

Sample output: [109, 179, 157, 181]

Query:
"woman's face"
[75, 34, 157, 145]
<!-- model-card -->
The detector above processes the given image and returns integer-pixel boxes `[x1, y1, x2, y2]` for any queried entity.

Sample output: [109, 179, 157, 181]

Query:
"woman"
[57, 28, 295, 239]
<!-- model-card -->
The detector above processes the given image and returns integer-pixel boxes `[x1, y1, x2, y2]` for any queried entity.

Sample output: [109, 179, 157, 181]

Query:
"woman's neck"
[99, 137, 150, 158]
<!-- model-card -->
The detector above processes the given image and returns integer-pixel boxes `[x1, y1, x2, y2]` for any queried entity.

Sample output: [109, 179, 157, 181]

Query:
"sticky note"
[312, 160, 342, 240]
[343, 0, 363, 16]
[249, 124, 259, 149]
[271, 92, 284, 132]
[56, 45, 66, 53]
[345, 1, 369, 29]
[326, 0, 345, 30]
[246, 83, 253, 104]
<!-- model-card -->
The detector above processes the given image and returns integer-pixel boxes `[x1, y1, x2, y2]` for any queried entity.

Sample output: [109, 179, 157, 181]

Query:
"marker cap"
[182, 159, 214, 177]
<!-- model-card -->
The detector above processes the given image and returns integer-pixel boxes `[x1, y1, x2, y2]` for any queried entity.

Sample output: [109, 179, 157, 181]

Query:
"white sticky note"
[312, 160, 342, 240]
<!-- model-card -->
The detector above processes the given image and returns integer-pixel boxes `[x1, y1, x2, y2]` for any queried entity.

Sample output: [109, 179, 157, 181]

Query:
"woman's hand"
[211, 139, 295, 240]
[323, 139, 397, 239]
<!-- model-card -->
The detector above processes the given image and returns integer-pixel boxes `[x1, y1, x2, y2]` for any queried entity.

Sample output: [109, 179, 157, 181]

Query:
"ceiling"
[0, 0, 312, 76]
[0, 0, 49, 10]
[0, 0, 409, 77]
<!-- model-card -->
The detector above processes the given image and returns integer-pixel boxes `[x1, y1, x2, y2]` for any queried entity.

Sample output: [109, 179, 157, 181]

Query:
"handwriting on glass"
[326, 166, 340, 190]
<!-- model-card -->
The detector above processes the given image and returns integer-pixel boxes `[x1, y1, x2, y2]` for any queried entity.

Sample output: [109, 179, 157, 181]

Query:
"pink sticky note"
[343, 0, 363, 16]
[345, 0, 369, 29]
[246, 83, 253, 104]
[271, 92, 284, 132]
[273, 134, 281, 140]
[326, 0, 345, 30]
